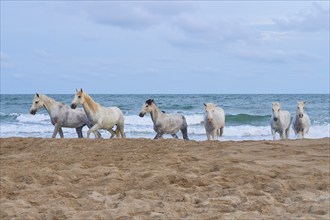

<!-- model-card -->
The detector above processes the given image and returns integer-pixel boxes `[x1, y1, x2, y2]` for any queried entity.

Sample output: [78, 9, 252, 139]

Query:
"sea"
[0, 94, 329, 141]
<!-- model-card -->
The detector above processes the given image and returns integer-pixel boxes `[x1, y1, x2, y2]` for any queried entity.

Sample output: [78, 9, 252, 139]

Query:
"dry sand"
[0, 138, 329, 219]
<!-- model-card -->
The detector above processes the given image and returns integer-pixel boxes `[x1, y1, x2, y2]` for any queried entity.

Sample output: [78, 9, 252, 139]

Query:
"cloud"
[84, 2, 196, 30]
[134, 67, 161, 76]
[34, 49, 54, 58]
[260, 31, 288, 42]
[0, 51, 8, 60]
[162, 18, 259, 50]
[0, 51, 14, 68]
[274, 3, 329, 32]
[232, 49, 316, 63]
[72, 2, 287, 50]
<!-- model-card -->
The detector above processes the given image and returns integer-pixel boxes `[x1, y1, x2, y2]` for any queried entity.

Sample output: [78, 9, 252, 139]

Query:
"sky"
[1, 1, 329, 94]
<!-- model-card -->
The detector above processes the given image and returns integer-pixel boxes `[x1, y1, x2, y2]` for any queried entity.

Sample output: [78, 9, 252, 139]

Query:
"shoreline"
[1, 138, 329, 219]
[1, 136, 329, 141]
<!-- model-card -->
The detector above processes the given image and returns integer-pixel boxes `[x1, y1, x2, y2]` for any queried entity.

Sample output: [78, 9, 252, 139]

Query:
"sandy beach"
[0, 138, 329, 219]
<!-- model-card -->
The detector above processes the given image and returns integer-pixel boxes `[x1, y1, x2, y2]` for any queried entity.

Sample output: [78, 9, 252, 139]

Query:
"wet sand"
[1, 138, 329, 219]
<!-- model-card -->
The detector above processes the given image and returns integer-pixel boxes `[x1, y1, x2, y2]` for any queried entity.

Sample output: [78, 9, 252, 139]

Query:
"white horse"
[270, 102, 291, 140]
[139, 99, 189, 140]
[29, 93, 101, 138]
[292, 101, 311, 139]
[71, 89, 125, 138]
[204, 103, 225, 141]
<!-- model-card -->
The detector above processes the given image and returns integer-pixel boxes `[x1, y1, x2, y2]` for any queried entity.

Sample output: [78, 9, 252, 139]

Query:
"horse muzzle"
[30, 109, 36, 115]
[139, 112, 145, 117]
[71, 104, 77, 109]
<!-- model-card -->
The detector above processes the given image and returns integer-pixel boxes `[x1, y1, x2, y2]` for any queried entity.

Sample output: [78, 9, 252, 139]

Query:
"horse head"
[296, 101, 306, 118]
[204, 103, 217, 123]
[30, 93, 43, 115]
[71, 89, 84, 109]
[139, 99, 154, 117]
[272, 102, 281, 122]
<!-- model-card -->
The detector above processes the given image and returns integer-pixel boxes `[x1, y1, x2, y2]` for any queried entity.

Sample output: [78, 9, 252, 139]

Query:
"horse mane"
[205, 103, 217, 109]
[146, 99, 154, 105]
[40, 94, 59, 105]
[82, 92, 99, 113]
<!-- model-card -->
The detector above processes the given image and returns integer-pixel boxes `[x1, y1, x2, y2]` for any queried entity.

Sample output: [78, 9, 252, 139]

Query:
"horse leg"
[154, 133, 163, 139]
[271, 129, 276, 140]
[171, 134, 179, 139]
[180, 126, 189, 140]
[212, 129, 218, 140]
[285, 127, 290, 139]
[52, 124, 61, 138]
[220, 127, 224, 136]
[87, 124, 101, 138]
[280, 130, 286, 140]
[115, 126, 120, 138]
[76, 126, 83, 138]
[59, 127, 64, 138]
[108, 129, 116, 139]
[87, 121, 102, 138]
[118, 125, 126, 138]
[206, 132, 211, 141]
[94, 131, 102, 139]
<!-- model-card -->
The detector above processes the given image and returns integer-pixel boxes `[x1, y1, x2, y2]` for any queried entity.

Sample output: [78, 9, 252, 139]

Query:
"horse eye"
[78, 96, 81, 98]
[35, 101, 38, 104]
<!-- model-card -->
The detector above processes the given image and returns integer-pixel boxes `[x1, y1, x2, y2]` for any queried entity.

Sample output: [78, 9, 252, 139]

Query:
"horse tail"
[116, 114, 126, 138]
[181, 116, 189, 140]
[115, 125, 120, 138]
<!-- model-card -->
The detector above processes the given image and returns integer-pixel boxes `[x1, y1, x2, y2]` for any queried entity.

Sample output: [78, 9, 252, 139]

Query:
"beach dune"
[1, 138, 329, 219]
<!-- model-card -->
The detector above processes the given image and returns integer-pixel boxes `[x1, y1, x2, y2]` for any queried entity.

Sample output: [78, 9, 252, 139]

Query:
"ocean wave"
[0, 112, 20, 121]
[226, 114, 271, 125]
[0, 112, 50, 124]
[1, 123, 329, 140]
[17, 114, 50, 124]
[124, 114, 205, 126]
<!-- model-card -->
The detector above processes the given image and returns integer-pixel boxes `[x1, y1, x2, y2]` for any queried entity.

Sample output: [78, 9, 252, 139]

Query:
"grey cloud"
[274, 3, 329, 32]
[162, 18, 258, 50]
[85, 2, 195, 30]
[80, 2, 271, 50]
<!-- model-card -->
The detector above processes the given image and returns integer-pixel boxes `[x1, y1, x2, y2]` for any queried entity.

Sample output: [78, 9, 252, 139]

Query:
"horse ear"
[76, 89, 78, 92]
[303, 101, 306, 104]
[80, 88, 83, 92]
[203, 103, 207, 106]
[36, 93, 39, 98]
[151, 99, 154, 103]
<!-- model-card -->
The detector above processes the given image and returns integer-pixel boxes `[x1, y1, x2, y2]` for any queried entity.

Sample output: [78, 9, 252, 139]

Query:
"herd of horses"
[29, 89, 311, 141]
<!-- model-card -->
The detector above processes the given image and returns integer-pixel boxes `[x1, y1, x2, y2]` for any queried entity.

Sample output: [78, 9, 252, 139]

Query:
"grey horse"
[29, 93, 101, 138]
[139, 99, 189, 140]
